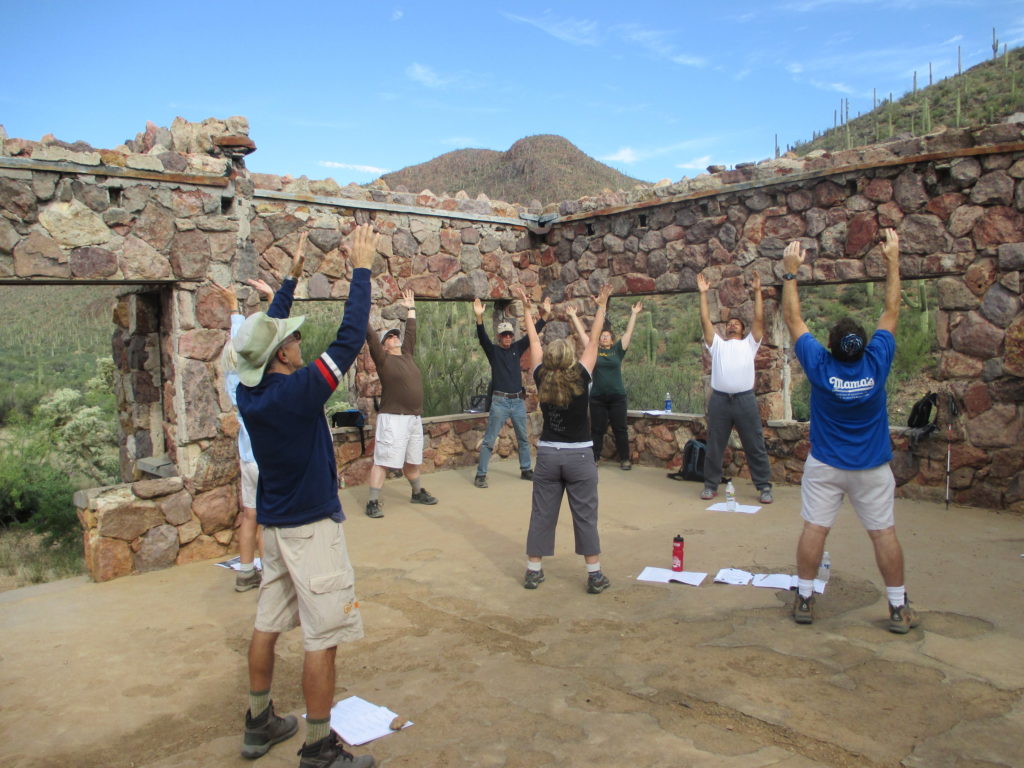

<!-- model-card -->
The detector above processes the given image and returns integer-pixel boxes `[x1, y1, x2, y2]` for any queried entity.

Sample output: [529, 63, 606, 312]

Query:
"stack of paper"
[636, 567, 707, 586]
[328, 696, 412, 746]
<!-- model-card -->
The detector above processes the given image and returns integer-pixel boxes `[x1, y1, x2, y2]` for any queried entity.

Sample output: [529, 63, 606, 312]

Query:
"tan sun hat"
[233, 312, 306, 386]
[496, 321, 515, 335]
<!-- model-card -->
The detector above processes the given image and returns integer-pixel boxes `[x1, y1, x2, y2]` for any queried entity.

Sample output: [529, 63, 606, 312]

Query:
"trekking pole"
[945, 393, 959, 510]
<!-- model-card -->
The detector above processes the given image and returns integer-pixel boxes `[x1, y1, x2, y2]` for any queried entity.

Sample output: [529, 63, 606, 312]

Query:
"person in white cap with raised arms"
[234, 224, 378, 768]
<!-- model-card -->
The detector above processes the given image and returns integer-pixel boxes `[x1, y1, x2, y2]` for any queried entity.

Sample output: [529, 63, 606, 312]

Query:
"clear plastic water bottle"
[818, 551, 831, 582]
[664, 392, 672, 412]
[725, 479, 736, 512]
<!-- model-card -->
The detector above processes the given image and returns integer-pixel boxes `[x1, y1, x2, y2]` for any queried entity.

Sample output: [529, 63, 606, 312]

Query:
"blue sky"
[2, 1, 1022, 190]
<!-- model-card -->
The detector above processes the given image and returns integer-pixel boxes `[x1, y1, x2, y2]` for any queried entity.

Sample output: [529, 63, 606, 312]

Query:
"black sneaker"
[474, 474, 488, 488]
[523, 569, 545, 589]
[520, 469, 533, 480]
[240, 702, 298, 759]
[410, 488, 438, 505]
[297, 731, 374, 768]
[586, 571, 611, 594]
[365, 499, 383, 518]
[792, 592, 815, 625]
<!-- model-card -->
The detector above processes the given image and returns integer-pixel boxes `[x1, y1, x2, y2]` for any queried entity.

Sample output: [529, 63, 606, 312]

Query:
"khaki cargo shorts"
[255, 517, 363, 651]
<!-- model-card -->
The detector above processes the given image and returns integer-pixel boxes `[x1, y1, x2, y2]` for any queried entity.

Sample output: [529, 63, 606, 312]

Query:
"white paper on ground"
[750, 573, 827, 594]
[706, 502, 761, 514]
[216, 556, 263, 571]
[328, 696, 412, 746]
[636, 566, 707, 586]
[642, 409, 672, 416]
[713, 568, 753, 585]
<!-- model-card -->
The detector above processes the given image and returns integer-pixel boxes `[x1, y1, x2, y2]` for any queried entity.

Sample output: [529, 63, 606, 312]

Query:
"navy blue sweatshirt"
[476, 318, 546, 394]
[238, 268, 371, 526]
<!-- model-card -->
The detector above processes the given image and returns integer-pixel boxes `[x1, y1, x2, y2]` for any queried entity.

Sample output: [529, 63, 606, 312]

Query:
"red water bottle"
[672, 535, 684, 572]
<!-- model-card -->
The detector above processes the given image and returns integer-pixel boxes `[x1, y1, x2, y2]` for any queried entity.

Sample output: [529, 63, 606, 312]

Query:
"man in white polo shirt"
[696, 271, 773, 505]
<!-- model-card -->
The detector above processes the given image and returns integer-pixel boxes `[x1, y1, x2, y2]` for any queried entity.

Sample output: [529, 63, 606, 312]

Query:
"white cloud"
[615, 23, 708, 68]
[406, 62, 451, 88]
[391, 9, 403, 21]
[502, 12, 601, 46]
[787, 62, 804, 74]
[319, 161, 390, 174]
[601, 147, 639, 164]
[676, 155, 713, 170]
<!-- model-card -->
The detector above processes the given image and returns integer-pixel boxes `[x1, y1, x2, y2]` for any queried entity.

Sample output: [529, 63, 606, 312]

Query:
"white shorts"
[373, 413, 424, 469]
[240, 459, 259, 509]
[800, 453, 896, 530]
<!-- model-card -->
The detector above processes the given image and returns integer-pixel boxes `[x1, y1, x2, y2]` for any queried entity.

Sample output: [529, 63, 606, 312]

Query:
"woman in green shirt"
[568, 300, 643, 470]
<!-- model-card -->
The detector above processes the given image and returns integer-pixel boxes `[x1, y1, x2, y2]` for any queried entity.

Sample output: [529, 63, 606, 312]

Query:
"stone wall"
[2, 115, 1022, 581]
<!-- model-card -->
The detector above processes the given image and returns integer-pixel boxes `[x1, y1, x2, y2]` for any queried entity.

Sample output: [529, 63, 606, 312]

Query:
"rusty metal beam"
[0, 156, 230, 187]
[254, 189, 528, 228]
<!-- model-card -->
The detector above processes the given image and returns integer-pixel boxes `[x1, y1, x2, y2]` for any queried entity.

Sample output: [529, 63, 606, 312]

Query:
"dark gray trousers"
[526, 446, 601, 557]
[704, 389, 773, 492]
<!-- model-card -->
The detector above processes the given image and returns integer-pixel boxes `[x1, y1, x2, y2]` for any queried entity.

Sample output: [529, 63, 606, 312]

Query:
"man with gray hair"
[234, 224, 378, 768]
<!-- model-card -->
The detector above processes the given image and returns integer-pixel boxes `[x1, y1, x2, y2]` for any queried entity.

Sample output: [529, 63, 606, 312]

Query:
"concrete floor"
[1, 461, 1022, 768]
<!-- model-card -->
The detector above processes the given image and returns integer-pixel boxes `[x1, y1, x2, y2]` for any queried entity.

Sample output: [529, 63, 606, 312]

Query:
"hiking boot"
[759, 488, 774, 505]
[587, 571, 611, 594]
[473, 474, 488, 488]
[235, 568, 262, 593]
[792, 592, 815, 625]
[240, 701, 298, 759]
[619, 461, 632, 471]
[297, 731, 374, 768]
[888, 599, 921, 634]
[520, 469, 533, 480]
[523, 569, 545, 589]
[700, 487, 717, 501]
[410, 488, 438, 505]
[365, 500, 383, 519]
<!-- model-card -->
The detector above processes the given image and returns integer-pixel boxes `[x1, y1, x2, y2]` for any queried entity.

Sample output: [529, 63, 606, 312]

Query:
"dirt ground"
[1, 462, 1022, 768]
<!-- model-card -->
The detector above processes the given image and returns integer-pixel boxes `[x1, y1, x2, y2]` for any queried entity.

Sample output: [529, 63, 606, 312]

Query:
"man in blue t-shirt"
[782, 228, 920, 635]
[233, 225, 378, 768]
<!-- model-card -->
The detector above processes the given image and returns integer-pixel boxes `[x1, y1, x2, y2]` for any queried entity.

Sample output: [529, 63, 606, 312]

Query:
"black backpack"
[331, 409, 367, 454]
[907, 392, 938, 429]
[681, 439, 706, 482]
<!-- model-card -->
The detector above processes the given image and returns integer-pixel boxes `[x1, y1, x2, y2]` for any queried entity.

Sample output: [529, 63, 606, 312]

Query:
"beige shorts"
[255, 517, 364, 651]
[240, 460, 259, 509]
[800, 453, 896, 531]
[373, 413, 423, 468]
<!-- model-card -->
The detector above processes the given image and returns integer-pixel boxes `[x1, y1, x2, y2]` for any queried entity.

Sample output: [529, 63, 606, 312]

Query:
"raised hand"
[595, 283, 613, 309]
[566, 304, 578, 319]
[245, 278, 274, 301]
[290, 232, 308, 279]
[696, 273, 709, 294]
[783, 240, 805, 274]
[751, 272, 761, 293]
[400, 288, 415, 309]
[211, 282, 238, 312]
[540, 296, 551, 317]
[881, 228, 900, 264]
[345, 224, 378, 272]
[631, 300, 643, 315]
[473, 297, 485, 319]
[510, 284, 529, 304]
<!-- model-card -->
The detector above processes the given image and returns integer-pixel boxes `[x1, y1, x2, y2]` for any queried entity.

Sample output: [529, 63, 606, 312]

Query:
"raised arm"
[751, 272, 764, 342]
[620, 301, 643, 350]
[399, 288, 416, 354]
[696, 274, 716, 346]
[566, 304, 590, 347]
[319, 224, 377, 384]
[513, 286, 543, 372]
[781, 240, 809, 342]
[581, 285, 612, 373]
[876, 229, 901, 334]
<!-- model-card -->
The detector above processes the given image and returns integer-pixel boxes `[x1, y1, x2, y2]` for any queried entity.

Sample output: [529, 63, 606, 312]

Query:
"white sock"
[239, 561, 255, 572]
[527, 561, 542, 572]
[798, 579, 814, 598]
[586, 562, 601, 573]
[886, 586, 906, 606]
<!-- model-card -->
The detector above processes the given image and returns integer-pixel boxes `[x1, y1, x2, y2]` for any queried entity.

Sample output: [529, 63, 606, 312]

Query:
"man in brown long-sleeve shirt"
[364, 288, 438, 518]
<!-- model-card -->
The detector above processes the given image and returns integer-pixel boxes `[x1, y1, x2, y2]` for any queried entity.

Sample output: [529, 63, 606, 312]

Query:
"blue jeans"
[476, 395, 531, 475]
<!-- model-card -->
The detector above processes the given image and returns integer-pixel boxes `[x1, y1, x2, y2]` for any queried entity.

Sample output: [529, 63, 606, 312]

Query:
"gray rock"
[980, 283, 1021, 328]
[969, 171, 1015, 206]
[134, 524, 179, 573]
